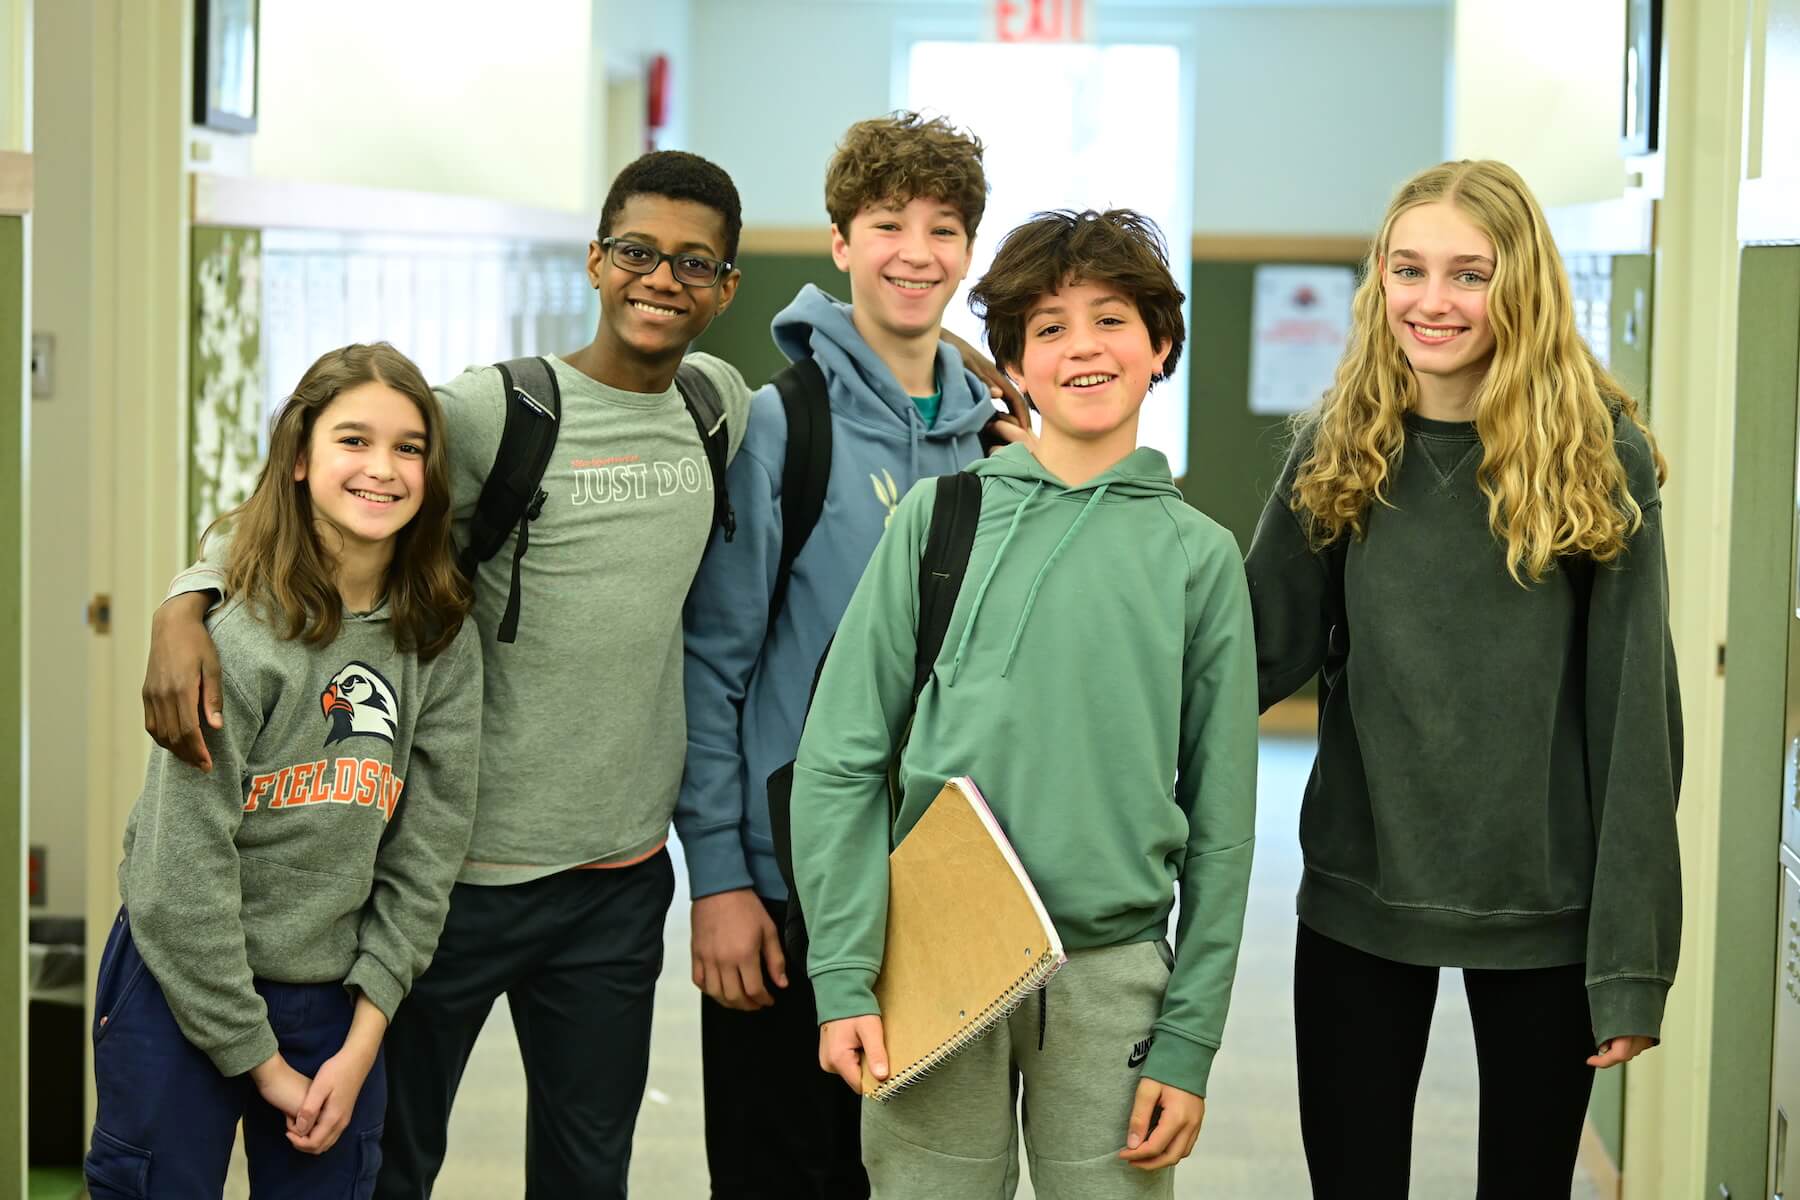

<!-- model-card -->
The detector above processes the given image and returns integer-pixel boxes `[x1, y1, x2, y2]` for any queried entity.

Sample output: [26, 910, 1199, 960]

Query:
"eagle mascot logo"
[320, 662, 400, 747]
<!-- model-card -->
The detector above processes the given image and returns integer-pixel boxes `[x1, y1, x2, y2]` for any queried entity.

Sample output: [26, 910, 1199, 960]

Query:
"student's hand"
[1588, 1034, 1656, 1069]
[940, 328, 1032, 430]
[248, 1053, 312, 1121]
[284, 1043, 378, 1154]
[691, 889, 787, 1011]
[1119, 1076, 1205, 1171]
[985, 415, 1038, 456]
[819, 1014, 887, 1094]
[143, 591, 223, 772]
[286, 995, 388, 1155]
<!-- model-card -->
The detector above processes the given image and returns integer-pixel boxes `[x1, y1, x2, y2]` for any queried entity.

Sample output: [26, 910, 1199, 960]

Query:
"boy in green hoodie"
[790, 209, 1259, 1198]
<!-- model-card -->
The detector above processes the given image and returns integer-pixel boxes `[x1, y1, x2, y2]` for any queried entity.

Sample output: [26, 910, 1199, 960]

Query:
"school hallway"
[216, 735, 1604, 1199]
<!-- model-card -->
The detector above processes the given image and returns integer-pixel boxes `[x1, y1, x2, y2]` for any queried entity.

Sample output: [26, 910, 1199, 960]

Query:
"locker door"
[1773, 853, 1800, 1196]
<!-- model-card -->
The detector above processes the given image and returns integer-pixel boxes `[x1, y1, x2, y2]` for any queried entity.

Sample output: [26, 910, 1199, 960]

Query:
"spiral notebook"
[860, 776, 1066, 1100]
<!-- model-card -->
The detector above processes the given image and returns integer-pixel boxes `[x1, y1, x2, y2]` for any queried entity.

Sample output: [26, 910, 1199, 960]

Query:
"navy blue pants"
[85, 909, 388, 1199]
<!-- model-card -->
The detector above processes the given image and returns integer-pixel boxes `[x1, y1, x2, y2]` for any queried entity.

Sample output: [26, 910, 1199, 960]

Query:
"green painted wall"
[1710, 244, 1800, 1199]
[1, 214, 25, 1200]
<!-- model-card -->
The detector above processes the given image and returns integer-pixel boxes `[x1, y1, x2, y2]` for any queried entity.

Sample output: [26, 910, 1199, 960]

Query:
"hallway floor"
[227, 737, 1605, 1197]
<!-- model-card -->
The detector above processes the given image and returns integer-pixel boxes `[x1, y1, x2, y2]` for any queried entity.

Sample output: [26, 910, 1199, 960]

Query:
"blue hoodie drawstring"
[1000, 485, 1109, 678]
[945, 481, 1043, 686]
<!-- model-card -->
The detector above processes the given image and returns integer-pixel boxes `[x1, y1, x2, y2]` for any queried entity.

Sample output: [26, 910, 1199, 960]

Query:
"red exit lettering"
[994, 0, 1087, 43]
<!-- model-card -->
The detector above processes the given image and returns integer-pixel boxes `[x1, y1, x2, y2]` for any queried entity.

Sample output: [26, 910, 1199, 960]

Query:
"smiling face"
[1011, 279, 1169, 445]
[293, 380, 428, 553]
[1382, 200, 1498, 394]
[831, 196, 973, 342]
[589, 193, 740, 366]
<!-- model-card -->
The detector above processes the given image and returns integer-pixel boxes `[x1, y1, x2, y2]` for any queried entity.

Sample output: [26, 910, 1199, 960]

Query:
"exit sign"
[994, 0, 1087, 43]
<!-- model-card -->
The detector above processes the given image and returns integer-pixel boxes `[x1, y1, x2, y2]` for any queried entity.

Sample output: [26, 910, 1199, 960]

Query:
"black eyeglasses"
[600, 237, 732, 288]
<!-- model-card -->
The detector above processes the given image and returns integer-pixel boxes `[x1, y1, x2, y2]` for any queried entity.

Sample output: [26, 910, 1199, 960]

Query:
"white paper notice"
[1248, 265, 1356, 415]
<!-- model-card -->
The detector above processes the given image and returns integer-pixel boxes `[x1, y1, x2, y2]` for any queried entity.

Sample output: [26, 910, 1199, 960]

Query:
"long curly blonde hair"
[1291, 159, 1667, 583]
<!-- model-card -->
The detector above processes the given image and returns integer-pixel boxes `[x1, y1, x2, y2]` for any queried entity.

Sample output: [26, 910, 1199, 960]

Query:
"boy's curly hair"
[969, 209, 1187, 382]
[598, 150, 743, 264]
[825, 112, 988, 237]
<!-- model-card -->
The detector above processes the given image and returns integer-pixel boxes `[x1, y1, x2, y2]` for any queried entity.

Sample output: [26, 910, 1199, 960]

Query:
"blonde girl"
[1247, 160, 1681, 1197]
[85, 343, 480, 1199]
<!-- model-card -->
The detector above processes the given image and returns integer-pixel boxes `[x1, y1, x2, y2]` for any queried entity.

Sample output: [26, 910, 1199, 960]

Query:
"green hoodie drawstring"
[1000, 484, 1108, 678]
[945, 481, 1044, 686]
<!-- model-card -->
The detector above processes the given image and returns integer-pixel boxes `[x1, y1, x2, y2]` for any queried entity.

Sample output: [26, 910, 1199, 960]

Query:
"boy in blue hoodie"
[676, 112, 1007, 1197]
[792, 210, 1259, 1198]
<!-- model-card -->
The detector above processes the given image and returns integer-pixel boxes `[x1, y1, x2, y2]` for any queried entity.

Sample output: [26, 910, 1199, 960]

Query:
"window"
[907, 39, 1192, 473]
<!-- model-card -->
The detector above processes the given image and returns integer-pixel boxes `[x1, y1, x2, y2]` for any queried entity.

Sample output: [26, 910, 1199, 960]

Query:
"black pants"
[375, 852, 675, 1200]
[699, 896, 867, 1200]
[1294, 920, 1596, 1199]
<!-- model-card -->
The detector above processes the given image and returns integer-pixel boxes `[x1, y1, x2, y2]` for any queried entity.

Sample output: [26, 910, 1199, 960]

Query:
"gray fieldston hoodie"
[120, 597, 482, 1077]
[171, 352, 752, 885]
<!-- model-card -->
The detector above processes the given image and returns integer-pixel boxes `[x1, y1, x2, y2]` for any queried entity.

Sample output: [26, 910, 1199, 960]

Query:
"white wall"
[1450, 0, 1626, 208]
[252, 0, 597, 214]
[686, 1, 1448, 235]
[29, 0, 93, 920]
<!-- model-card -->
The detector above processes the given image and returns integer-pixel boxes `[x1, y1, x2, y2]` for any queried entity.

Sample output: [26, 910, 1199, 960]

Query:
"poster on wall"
[1248, 265, 1355, 415]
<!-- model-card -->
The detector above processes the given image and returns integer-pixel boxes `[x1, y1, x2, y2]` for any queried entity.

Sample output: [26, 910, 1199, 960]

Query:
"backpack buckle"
[526, 488, 548, 521]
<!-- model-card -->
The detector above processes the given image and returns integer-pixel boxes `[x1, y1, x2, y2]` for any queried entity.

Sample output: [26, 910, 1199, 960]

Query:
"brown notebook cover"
[861, 776, 1065, 1100]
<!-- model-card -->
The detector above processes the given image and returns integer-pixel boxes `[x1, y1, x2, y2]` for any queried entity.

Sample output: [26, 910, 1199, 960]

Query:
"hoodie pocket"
[84, 1126, 152, 1198]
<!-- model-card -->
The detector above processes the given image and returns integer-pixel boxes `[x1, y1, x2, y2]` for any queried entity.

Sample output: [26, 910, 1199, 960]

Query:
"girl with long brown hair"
[1248, 161, 1682, 1196]
[85, 343, 481, 1199]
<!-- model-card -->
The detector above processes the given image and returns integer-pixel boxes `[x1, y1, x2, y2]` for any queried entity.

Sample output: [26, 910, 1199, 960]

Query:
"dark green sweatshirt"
[793, 445, 1260, 1097]
[1247, 411, 1682, 1044]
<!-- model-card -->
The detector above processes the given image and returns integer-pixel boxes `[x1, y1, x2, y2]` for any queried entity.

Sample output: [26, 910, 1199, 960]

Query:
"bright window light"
[907, 40, 1190, 475]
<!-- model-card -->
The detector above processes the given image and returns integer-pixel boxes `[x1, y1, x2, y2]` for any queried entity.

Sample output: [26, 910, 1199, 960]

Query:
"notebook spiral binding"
[865, 947, 1065, 1102]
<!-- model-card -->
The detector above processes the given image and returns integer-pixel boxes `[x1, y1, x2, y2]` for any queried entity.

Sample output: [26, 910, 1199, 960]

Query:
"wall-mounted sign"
[194, 0, 260, 133]
[1248, 264, 1356, 416]
[993, 0, 1087, 43]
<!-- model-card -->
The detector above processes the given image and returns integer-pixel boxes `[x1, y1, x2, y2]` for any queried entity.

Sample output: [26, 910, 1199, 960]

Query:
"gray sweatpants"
[861, 940, 1179, 1200]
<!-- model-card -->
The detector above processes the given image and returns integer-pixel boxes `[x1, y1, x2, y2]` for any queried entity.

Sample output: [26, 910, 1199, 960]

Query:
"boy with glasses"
[677, 111, 1020, 1198]
[142, 151, 754, 1199]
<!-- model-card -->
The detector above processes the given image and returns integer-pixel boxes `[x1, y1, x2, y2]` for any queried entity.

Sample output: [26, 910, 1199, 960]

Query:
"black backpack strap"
[1321, 532, 1349, 691]
[460, 357, 561, 644]
[674, 361, 736, 542]
[766, 471, 983, 974]
[914, 472, 982, 699]
[769, 357, 832, 620]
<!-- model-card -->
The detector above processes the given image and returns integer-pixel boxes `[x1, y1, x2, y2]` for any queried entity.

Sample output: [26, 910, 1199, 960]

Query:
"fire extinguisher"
[645, 54, 669, 151]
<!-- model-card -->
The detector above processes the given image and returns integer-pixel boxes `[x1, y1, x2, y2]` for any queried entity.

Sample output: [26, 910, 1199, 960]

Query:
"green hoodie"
[791, 443, 1259, 1097]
